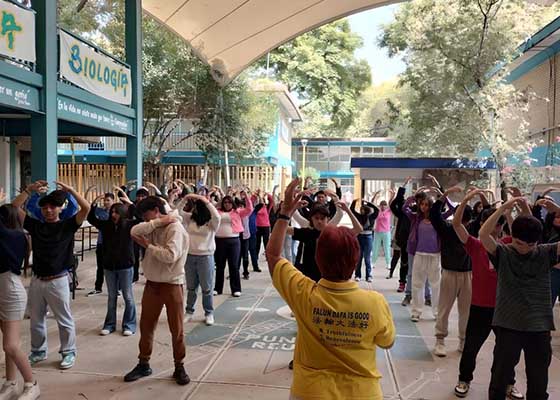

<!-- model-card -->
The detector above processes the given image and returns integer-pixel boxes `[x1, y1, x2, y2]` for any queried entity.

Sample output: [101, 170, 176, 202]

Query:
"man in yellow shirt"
[266, 178, 396, 400]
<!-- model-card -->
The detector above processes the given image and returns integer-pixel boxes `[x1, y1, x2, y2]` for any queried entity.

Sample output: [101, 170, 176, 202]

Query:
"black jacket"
[391, 187, 411, 251]
[429, 200, 471, 272]
[87, 206, 138, 270]
[350, 199, 379, 232]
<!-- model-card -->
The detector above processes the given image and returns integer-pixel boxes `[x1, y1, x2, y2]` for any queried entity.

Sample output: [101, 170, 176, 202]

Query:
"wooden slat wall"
[58, 163, 276, 197]
[57, 163, 127, 201]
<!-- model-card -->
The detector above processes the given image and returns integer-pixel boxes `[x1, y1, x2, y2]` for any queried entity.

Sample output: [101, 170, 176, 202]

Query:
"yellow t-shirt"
[272, 259, 396, 400]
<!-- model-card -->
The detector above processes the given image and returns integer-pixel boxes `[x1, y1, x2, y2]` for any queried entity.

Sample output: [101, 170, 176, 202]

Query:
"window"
[373, 147, 383, 154]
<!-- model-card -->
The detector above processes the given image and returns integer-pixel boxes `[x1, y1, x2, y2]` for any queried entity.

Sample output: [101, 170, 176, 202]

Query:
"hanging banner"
[59, 30, 131, 105]
[0, 1, 35, 63]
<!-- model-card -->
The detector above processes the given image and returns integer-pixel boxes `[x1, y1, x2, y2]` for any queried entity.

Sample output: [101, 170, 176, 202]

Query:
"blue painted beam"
[506, 41, 560, 83]
[57, 82, 136, 118]
[0, 61, 43, 88]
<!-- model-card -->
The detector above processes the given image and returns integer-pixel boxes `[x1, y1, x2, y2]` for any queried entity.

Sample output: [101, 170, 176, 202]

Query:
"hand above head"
[280, 178, 307, 217]
[26, 180, 49, 193]
[443, 186, 462, 197]
[53, 180, 73, 192]
[536, 198, 560, 214]
[404, 176, 413, 186]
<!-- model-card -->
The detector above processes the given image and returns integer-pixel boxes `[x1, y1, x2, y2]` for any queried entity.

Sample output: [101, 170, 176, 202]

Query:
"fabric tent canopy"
[143, 0, 400, 86]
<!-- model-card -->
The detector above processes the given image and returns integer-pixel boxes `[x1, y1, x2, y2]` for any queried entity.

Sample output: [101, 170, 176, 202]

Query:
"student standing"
[350, 198, 378, 282]
[214, 193, 253, 296]
[87, 193, 115, 297]
[0, 205, 40, 400]
[429, 187, 472, 357]
[480, 197, 557, 400]
[452, 190, 523, 399]
[124, 196, 190, 385]
[12, 181, 90, 370]
[266, 178, 395, 400]
[372, 200, 393, 272]
[87, 200, 137, 337]
[177, 193, 221, 326]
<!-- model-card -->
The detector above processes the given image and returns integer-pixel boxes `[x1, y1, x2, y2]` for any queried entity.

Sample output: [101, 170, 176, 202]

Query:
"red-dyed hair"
[315, 225, 360, 281]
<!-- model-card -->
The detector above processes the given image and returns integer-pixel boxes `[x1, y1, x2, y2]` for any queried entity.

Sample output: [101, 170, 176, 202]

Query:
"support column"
[125, 0, 143, 189]
[9, 139, 16, 198]
[30, 0, 58, 183]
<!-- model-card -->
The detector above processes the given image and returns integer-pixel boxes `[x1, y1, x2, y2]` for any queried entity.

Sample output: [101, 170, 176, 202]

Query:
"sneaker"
[87, 289, 102, 297]
[425, 298, 432, 307]
[385, 274, 392, 279]
[410, 313, 420, 322]
[434, 339, 447, 357]
[454, 381, 470, 398]
[173, 365, 191, 386]
[355, 277, 361, 282]
[60, 352, 76, 369]
[401, 295, 411, 306]
[506, 385, 524, 400]
[232, 292, 241, 297]
[397, 282, 405, 292]
[253, 268, 262, 273]
[100, 329, 111, 336]
[185, 312, 194, 322]
[213, 290, 219, 296]
[205, 314, 215, 326]
[123, 330, 134, 336]
[458, 339, 465, 353]
[28, 351, 47, 365]
[117, 291, 122, 297]
[386, 265, 391, 270]
[367, 277, 373, 282]
[288, 360, 294, 370]
[0, 381, 17, 400]
[242, 273, 249, 280]
[124, 363, 152, 382]
[18, 382, 40, 400]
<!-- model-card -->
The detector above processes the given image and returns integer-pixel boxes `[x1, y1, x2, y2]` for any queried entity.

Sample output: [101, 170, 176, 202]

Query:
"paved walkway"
[3, 252, 560, 399]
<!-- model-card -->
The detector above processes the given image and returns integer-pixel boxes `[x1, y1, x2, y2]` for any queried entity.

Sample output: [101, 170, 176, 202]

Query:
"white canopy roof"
[143, 0, 400, 86]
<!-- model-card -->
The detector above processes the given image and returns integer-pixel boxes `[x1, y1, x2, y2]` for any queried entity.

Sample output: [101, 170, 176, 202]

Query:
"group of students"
[2, 174, 560, 399]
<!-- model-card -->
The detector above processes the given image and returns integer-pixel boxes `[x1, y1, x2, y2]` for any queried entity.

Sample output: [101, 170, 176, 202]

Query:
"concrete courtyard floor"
[2, 251, 560, 400]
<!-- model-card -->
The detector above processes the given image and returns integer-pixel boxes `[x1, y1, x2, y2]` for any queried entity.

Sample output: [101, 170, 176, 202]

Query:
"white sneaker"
[410, 313, 420, 322]
[506, 385, 524, 400]
[213, 290, 218, 296]
[205, 314, 215, 326]
[355, 277, 361, 282]
[232, 292, 241, 297]
[434, 340, 447, 357]
[454, 381, 470, 398]
[18, 382, 40, 400]
[100, 329, 111, 336]
[367, 277, 373, 282]
[0, 381, 17, 400]
[123, 330, 133, 336]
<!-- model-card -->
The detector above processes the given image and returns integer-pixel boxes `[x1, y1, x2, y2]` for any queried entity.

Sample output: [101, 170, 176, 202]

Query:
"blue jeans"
[185, 254, 214, 316]
[551, 269, 560, 306]
[103, 268, 136, 333]
[405, 253, 431, 299]
[356, 234, 373, 279]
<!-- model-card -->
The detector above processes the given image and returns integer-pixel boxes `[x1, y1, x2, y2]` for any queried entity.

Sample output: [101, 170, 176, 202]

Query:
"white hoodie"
[130, 210, 189, 285]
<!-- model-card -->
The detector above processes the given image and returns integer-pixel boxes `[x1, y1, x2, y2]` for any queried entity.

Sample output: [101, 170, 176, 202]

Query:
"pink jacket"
[219, 196, 254, 233]
[252, 194, 274, 228]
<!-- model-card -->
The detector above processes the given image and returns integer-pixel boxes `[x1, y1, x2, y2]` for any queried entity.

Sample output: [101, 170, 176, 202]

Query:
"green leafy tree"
[261, 19, 371, 137]
[380, 0, 560, 187]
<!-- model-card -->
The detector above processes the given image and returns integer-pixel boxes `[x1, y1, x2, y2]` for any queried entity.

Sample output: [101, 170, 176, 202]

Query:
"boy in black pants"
[480, 197, 559, 400]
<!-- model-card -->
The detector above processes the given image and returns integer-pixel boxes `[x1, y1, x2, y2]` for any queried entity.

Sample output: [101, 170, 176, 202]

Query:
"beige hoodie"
[130, 210, 189, 285]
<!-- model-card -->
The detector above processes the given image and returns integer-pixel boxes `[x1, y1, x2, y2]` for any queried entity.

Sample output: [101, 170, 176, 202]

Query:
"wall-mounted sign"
[59, 30, 131, 105]
[57, 95, 133, 135]
[0, 1, 35, 63]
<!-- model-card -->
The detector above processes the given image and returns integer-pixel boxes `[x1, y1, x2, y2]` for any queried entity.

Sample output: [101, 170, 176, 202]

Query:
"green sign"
[57, 95, 133, 135]
[0, 74, 39, 111]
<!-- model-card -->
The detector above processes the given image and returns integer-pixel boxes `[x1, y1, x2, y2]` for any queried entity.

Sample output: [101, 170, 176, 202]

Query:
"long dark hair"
[191, 200, 211, 227]
[109, 203, 128, 228]
[220, 195, 237, 212]
[0, 204, 22, 230]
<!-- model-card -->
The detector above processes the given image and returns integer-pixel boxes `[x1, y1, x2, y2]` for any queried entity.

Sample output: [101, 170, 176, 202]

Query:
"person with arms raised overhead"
[266, 178, 395, 400]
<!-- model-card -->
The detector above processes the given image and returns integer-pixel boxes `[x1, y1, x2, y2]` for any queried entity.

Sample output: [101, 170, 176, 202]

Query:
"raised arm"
[54, 181, 90, 225]
[337, 201, 363, 236]
[237, 191, 254, 218]
[266, 179, 306, 276]
[453, 190, 481, 244]
[480, 198, 521, 255]
[87, 195, 106, 229]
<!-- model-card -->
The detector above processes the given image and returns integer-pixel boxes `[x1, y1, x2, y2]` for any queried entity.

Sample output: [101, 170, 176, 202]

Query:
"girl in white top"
[177, 194, 221, 326]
